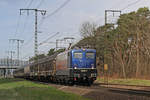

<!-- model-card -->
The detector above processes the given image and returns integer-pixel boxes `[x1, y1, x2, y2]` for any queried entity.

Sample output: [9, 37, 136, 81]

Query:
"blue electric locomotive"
[56, 48, 97, 85]
[71, 49, 97, 84]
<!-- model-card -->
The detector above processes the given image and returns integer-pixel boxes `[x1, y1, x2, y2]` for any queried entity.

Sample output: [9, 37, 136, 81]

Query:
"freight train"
[14, 49, 97, 85]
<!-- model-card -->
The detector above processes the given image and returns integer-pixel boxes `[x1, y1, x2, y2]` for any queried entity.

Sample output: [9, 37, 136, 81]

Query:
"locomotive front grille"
[81, 69, 88, 72]
[70, 69, 97, 78]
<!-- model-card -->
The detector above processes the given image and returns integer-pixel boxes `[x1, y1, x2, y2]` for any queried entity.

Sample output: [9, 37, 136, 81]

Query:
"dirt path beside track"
[46, 83, 150, 100]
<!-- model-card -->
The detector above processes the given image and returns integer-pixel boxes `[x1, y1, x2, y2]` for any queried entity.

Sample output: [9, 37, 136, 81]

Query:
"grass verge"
[97, 78, 150, 86]
[0, 78, 89, 100]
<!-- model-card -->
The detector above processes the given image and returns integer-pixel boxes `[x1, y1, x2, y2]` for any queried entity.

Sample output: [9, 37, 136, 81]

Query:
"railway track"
[100, 82, 150, 88]
[73, 83, 150, 100]
[33, 80, 150, 95]
[29, 80, 150, 100]
[109, 88, 150, 97]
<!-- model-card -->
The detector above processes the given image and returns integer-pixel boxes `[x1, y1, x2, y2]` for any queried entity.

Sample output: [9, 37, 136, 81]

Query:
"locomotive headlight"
[74, 64, 77, 69]
[91, 64, 94, 69]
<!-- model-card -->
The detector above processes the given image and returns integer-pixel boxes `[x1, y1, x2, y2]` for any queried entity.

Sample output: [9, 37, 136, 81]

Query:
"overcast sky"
[0, 0, 149, 60]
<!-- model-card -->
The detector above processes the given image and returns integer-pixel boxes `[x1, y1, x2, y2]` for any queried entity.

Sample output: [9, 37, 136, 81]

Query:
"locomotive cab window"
[86, 52, 95, 59]
[74, 52, 82, 59]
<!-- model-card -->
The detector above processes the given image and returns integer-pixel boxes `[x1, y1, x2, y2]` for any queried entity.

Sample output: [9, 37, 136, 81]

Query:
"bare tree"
[80, 21, 97, 38]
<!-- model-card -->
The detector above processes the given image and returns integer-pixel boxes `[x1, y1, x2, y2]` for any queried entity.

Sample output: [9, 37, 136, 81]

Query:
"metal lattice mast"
[9, 39, 24, 66]
[20, 9, 46, 56]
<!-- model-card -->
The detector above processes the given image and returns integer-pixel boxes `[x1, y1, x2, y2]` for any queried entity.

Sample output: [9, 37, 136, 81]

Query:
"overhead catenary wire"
[21, 32, 59, 60]
[109, 0, 126, 10]
[22, 32, 59, 59]
[39, 32, 60, 46]
[21, 0, 35, 35]
[21, 15, 29, 36]
[120, 0, 141, 11]
[46, 0, 71, 18]
[26, 0, 34, 9]
[13, 0, 34, 38]
[22, 35, 34, 47]
[19, 0, 35, 36]
[13, 14, 21, 38]
[36, 0, 45, 9]
[21, 52, 33, 60]
[14, 0, 35, 47]
[38, 0, 72, 27]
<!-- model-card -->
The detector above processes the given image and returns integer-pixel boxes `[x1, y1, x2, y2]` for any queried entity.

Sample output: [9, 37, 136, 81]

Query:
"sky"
[0, 0, 149, 60]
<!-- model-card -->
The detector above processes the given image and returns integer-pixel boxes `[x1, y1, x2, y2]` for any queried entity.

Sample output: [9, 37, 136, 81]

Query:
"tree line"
[77, 7, 150, 79]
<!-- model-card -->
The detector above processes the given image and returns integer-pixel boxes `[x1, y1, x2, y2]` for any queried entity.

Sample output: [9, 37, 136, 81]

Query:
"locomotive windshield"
[86, 52, 95, 59]
[74, 52, 82, 59]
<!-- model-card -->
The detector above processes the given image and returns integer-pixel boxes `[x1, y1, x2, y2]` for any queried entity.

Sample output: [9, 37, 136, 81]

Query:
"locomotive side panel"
[56, 51, 70, 76]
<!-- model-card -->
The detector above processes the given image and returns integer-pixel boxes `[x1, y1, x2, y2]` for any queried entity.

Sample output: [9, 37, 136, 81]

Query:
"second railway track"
[32, 80, 150, 98]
